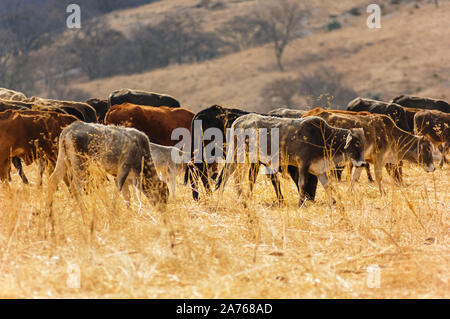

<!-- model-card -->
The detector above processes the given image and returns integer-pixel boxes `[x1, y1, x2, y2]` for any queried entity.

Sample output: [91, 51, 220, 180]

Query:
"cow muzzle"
[424, 163, 435, 173]
[352, 159, 366, 168]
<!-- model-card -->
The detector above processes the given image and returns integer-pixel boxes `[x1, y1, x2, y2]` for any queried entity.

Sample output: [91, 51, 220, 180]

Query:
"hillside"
[73, 0, 450, 112]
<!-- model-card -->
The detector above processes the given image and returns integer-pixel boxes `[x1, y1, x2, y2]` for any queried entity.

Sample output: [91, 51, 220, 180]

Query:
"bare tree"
[255, 0, 308, 71]
[217, 16, 266, 52]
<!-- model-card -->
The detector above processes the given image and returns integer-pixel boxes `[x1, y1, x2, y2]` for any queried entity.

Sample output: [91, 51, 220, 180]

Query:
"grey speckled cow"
[216, 114, 366, 206]
[47, 122, 169, 213]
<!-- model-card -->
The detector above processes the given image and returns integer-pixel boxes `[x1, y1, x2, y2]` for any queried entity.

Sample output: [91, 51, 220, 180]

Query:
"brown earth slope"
[74, 1, 450, 112]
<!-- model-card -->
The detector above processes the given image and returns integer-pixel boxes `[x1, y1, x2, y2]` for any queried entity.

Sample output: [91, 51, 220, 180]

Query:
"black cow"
[108, 89, 180, 109]
[85, 98, 109, 123]
[392, 95, 450, 113]
[347, 98, 412, 132]
[184, 104, 319, 202]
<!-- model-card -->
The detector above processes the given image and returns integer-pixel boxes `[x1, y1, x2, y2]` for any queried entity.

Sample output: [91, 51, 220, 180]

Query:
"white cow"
[149, 142, 188, 199]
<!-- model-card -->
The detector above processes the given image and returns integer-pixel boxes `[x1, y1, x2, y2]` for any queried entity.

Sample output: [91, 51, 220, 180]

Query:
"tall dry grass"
[0, 161, 448, 298]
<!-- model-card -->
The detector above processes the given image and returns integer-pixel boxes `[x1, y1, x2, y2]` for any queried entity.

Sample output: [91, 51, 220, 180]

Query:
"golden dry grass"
[0, 161, 448, 298]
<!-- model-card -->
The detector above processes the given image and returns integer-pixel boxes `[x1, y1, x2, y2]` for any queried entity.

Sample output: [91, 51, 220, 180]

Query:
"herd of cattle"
[0, 87, 449, 213]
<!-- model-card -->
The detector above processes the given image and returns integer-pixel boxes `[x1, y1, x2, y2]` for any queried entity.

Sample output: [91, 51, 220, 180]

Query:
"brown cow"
[301, 108, 435, 194]
[0, 109, 79, 183]
[104, 103, 194, 146]
[414, 110, 450, 167]
[302, 108, 374, 181]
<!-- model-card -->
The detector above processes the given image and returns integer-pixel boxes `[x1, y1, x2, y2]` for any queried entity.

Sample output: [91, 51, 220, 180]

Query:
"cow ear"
[344, 133, 352, 149]
[350, 127, 364, 138]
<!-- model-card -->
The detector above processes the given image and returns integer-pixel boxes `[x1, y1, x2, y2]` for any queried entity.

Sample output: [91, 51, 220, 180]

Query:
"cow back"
[104, 103, 194, 146]
[108, 89, 180, 109]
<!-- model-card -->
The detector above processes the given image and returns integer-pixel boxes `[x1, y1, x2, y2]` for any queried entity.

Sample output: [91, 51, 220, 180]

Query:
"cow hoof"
[269, 199, 285, 208]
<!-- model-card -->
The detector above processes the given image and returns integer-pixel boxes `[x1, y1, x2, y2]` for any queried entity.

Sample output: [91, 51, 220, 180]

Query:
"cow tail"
[215, 165, 225, 190]
[183, 166, 190, 185]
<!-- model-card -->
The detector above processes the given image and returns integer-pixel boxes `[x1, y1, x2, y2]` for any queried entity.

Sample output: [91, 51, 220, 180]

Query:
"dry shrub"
[298, 66, 358, 109]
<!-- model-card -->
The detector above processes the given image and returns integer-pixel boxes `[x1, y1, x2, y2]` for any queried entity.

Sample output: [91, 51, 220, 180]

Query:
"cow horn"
[344, 133, 352, 149]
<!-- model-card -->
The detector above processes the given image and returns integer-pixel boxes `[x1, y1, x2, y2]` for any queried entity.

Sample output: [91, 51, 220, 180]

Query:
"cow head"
[143, 179, 169, 204]
[344, 128, 366, 168]
[418, 136, 435, 172]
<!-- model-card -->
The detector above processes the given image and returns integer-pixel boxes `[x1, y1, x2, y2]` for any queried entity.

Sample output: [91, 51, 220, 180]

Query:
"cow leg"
[268, 172, 283, 203]
[12, 157, 29, 184]
[374, 160, 385, 195]
[439, 144, 449, 167]
[398, 161, 404, 184]
[215, 162, 236, 193]
[201, 164, 212, 195]
[0, 156, 12, 183]
[351, 166, 363, 191]
[385, 163, 402, 185]
[391, 161, 403, 184]
[209, 162, 219, 181]
[288, 166, 318, 201]
[297, 165, 310, 207]
[347, 162, 353, 181]
[365, 164, 374, 183]
[440, 155, 449, 167]
[333, 166, 344, 181]
[318, 173, 335, 205]
[116, 164, 131, 193]
[248, 162, 260, 197]
[168, 167, 176, 200]
[287, 166, 299, 192]
[121, 181, 132, 207]
[189, 163, 210, 200]
[37, 159, 48, 186]
[234, 163, 246, 198]
[46, 156, 68, 236]
[188, 164, 201, 200]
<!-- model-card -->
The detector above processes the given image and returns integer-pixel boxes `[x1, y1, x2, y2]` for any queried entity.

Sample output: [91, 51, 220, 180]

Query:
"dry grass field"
[0, 162, 448, 298]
